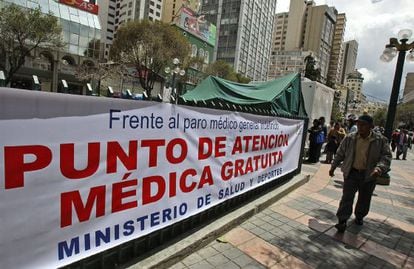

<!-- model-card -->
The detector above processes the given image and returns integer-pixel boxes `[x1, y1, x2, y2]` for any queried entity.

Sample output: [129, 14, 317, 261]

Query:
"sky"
[276, 0, 414, 103]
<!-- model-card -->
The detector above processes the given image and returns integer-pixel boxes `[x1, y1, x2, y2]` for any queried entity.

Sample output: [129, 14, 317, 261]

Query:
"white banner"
[0, 101, 304, 269]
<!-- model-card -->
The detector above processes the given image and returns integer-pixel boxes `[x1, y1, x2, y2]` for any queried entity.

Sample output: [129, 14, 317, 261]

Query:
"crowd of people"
[304, 113, 412, 234]
[305, 114, 413, 164]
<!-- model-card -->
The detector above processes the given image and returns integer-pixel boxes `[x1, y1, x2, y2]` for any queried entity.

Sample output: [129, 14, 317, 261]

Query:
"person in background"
[306, 119, 324, 163]
[329, 115, 391, 233]
[391, 129, 400, 153]
[319, 116, 328, 154]
[397, 129, 409, 160]
[347, 114, 358, 133]
[324, 122, 346, 164]
[408, 132, 413, 153]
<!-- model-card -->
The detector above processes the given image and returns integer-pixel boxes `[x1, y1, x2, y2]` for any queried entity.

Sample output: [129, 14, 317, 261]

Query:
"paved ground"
[170, 150, 414, 269]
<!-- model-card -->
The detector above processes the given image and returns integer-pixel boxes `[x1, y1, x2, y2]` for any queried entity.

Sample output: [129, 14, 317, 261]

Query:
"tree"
[396, 103, 414, 129]
[110, 20, 190, 97]
[373, 108, 387, 127]
[0, 4, 63, 86]
[205, 60, 251, 83]
[205, 60, 235, 79]
[331, 101, 343, 123]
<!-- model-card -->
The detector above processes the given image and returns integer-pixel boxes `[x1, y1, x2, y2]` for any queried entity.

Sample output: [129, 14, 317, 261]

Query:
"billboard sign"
[59, 0, 99, 15]
[174, 7, 216, 46]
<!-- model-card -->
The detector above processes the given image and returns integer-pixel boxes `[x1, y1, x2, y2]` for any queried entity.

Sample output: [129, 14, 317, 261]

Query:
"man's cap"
[347, 114, 357, 121]
[357, 115, 373, 125]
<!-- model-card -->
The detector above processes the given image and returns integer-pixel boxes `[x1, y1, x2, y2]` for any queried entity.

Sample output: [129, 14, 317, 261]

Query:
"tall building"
[170, 6, 216, 91]
[201, 0, 277, 81]
[269, 0, 344, 84]
[303, 5, 337, 83]
[0, 0, 101, 93]
[327, 12, 346, 87]
[272, 12, 289, 51]
[402, 72, 414, 104]
[162, 0, 202, 23]
[346, 69, 364, 103]
[340, 40, 358, 84]
[284, 0, 308, 50]
[99, 0, 164, 58]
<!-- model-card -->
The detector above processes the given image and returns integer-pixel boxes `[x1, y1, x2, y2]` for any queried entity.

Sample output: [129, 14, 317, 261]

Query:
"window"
[198, 48, 204, 58]
[204, 51, 209, 64]
[191, 44, 197, 57]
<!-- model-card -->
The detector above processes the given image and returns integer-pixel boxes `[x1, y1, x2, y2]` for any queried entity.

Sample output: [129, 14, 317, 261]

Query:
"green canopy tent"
[180, 72, 308, 119]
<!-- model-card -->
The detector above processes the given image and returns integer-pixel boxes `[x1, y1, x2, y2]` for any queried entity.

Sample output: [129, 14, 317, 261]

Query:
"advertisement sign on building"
[59, 0, 99, 15]
[173, 7, 216, 46]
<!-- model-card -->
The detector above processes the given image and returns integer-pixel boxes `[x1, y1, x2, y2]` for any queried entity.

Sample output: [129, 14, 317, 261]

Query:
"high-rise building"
[340, 40, 358, 84]
[99, 0, 164, 58]
[0, 0, 101, 93]
[402, 73, 414, 104]
[272, 13, 289, 51]
[269, 0, 344, 84]
[346, 69, 364, 103]
[284, 0, 308, 51]
[302, 5, 337, 83]
[327, 13, 346, 87]
[345, 70, 364, 116]
[201, 0, 277, 81]
[161, 0, 202, 23]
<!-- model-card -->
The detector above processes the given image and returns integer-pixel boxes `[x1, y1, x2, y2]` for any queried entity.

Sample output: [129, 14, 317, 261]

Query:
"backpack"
[316, 131, 325, 144]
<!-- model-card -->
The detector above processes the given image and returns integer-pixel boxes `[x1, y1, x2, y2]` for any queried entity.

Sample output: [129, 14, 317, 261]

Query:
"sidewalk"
[166, 150, 414, 269]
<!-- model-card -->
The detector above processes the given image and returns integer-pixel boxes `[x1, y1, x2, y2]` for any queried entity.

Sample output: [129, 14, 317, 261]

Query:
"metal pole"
[384, 49, 406, 140]
[171, 72, 176, 104]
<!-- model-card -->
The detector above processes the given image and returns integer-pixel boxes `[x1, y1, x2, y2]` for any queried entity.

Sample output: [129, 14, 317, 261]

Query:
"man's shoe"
[354, 218, 363, 225]
[335, 222, 347, 233]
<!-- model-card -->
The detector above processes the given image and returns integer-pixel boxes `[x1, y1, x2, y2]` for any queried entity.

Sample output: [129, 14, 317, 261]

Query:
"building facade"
[269, 0, 342, 84]
[303, 4, 337, 83]
[201, 0, 277, 81]
[161, 0, 202, 23]
[345, 69, 364, 107]
[327, 12, 345, 87]
[170, 6, 216, 91]
[0, 0, 101, 93]
[340, 40, 358, 84]
[402, 72, 414, 104]
[99, 0, 163, 58]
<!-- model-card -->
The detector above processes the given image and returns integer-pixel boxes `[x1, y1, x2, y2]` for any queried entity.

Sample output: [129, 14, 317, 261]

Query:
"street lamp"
[380, 29, 414, 139]
[165, 58, 185, 104]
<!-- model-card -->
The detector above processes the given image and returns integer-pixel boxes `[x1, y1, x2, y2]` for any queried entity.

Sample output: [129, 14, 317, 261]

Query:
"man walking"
[396, 129, 408, 160]
[329, 115, 392, 233]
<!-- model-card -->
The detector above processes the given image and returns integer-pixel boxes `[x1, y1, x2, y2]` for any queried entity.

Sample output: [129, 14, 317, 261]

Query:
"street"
[169, 150, 414, 269]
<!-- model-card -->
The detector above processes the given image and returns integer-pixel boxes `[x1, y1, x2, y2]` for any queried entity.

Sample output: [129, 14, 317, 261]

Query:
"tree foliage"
[110, 20, 190, 96]
[0, 4, 63, 86]
[205, 60, 251, 83]
[373, 108, 387, 127]
[331, 100, 343, 123]
[396, 103, 414, 129]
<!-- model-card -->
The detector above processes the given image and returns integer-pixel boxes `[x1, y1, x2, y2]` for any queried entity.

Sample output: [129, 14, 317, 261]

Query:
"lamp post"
[165, 58, 185, 104]
[380, 29, 414, 139]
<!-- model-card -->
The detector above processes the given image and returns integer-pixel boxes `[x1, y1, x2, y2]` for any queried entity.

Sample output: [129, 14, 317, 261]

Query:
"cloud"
[359, 68, 379, 84]
[277, 0, 414, 102]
